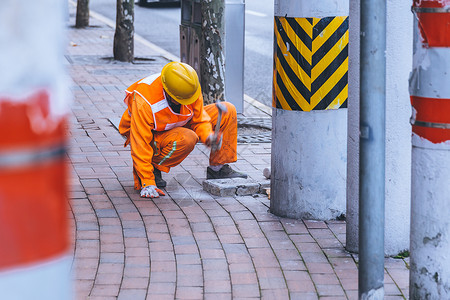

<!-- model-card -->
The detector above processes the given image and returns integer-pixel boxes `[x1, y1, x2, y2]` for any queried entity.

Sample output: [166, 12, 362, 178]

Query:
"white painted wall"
[346, 0, 413, 256]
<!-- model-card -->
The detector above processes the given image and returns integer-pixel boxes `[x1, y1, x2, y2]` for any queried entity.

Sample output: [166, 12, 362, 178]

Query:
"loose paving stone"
[202, 178, 265, 196]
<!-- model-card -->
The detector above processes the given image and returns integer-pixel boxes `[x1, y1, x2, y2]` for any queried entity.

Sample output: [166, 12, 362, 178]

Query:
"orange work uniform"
[119, 74, 238, 190]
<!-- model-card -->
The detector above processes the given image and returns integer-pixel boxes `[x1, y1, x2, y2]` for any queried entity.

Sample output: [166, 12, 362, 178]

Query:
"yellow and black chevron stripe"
[273, 16, 349, 111]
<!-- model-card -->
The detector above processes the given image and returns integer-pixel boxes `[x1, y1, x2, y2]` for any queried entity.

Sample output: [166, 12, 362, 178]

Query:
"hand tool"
[211, 101, 227, 152]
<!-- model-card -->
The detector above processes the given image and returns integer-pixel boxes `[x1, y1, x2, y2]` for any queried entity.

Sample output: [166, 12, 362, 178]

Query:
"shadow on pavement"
[136, 1, 181, 8]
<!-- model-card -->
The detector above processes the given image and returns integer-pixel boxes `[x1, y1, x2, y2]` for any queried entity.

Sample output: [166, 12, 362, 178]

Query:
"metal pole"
[359, 0, 386, 298]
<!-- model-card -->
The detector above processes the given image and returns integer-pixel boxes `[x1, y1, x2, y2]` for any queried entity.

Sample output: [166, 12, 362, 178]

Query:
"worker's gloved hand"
[206, 133, 223, 151]
[140, 185, 166, 198]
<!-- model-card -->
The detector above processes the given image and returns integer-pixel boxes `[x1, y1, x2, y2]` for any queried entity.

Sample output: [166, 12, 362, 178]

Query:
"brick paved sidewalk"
[66, 4, 409, 300]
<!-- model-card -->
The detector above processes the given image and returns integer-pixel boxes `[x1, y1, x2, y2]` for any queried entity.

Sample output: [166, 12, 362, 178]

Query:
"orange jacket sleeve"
[187, 94, 213, 144]
[119, 93, 157, 187]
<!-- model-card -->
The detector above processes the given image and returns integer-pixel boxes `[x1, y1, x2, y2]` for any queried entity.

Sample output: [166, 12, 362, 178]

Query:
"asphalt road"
[89, 0, 274, 107]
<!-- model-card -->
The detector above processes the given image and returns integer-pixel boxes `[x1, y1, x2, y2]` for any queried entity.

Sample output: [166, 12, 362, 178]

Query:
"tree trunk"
[75, 0, 89, 28]
[114, 0, 134, 62]
[200, 0, 225, 105]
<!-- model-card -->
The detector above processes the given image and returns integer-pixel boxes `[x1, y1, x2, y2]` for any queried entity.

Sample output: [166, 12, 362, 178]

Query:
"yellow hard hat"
[161, 62, 201, 105]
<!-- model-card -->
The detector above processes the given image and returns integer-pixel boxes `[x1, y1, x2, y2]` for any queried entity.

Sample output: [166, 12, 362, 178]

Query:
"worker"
[119, 61, 247, 198]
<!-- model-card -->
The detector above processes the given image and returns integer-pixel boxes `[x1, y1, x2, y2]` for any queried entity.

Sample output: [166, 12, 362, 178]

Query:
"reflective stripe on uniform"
[158, 141, 177, 165]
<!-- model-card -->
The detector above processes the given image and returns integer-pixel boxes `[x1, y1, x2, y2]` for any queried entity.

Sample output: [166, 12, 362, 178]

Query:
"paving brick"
[95, 273, 123, 285]
[174, 287, 203, 299]
[301, 252, 329, 263]
[279, 259, 307, 271]
[305, 262, 335, 274]
[125, 256, 151, 268]
[335, 268, 359, 280]
[174, 244, 199, 255]
[273, 248, 301, 259]
[259, 277, 287, 289]
[219, 234, 245, 244]
[117, 289, 147, 300]
[286, 279, 317, 293]
[311, 272, 341, 285]
[243, 237, 270, 248]
[121, 277, 149, 289]
[283, 270, 312, 282]
[177, 274, 203, 287]
[230, 272, 258, 285]
[289, 292, 319, 300]
[229, 263, 256, 274]
[90, 284, 120, 297]
[177, 264, 203, 277]
[232, 284, 260, 298]
[123, 266, 150, 278]
[197, 239, 223, 249]
[175, 254, 202, 265]
[315, 284, 346, 297]
[225, 252, 252, 264]
[202, 259, 229, 271]
[260, 288, 289, 299]
[303, 220, 328, 229]
[74, 279, 94, 296]
[230, 210, 254, 220]
[203, 293, 232, 300]
[199, 248, 226, 259]
[204, 280, 231, 293]
[255, 267, 284, 279]
[322, 247, 353, 258]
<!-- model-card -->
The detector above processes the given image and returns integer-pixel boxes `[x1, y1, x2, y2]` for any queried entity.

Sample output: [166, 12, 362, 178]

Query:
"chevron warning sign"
[273, 16, 349, 111]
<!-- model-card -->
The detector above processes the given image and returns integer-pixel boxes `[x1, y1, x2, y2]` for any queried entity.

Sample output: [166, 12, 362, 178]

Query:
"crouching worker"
[119, 62, 247, 198]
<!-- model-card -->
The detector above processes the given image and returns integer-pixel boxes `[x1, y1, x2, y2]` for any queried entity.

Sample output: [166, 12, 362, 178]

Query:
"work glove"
[140, 185, 166, 198]
[206, 133, 223, 152]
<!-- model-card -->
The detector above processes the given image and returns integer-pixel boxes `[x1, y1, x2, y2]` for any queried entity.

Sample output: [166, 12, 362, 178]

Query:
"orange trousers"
[151, 102, 238, 173]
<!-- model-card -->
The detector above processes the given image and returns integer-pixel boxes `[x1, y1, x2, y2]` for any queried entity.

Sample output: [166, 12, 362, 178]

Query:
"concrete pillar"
[270, 0, 349, 220]
[409, 1, 450, 298]
[346, 0, 413, 256]
[0, 0, 72, 299]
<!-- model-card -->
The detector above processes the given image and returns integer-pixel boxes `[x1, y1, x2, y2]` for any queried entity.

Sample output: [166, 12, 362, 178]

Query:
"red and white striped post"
[0, 1, 72, 299]
[410, 0, 450, 298]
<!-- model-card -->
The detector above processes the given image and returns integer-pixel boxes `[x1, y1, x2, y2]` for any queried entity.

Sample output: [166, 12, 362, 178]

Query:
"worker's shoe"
[153, 168, 167, 188]
[206, 164, 248, 180]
